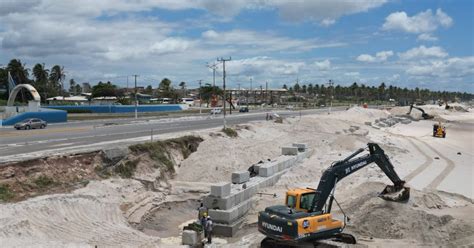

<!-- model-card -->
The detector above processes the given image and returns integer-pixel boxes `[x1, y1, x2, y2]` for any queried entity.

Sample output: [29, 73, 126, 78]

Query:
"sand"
[0, 105, 473, 247]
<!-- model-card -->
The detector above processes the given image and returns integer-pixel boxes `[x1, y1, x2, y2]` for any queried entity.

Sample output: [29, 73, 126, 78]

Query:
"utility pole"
[206, 62, 218, 87]
[237, 83, 241, 107]
[265, 81, 268, 105]
[328, 79, 334, 115]
[198, 80, 202, 114]
[134, 74, 139, 119]
[250, 77, 253, 106]
[217, 57, 231, 128]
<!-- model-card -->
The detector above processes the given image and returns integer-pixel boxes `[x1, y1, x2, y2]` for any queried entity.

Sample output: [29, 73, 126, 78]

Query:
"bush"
[222, 127, 238, 137]
[114, 159, 139, 178]
[0, 184, 14, 202]
[34, 175, 56, 188]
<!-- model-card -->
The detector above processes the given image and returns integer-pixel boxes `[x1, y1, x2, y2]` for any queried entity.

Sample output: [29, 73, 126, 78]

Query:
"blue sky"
[0, 0, 473, 92]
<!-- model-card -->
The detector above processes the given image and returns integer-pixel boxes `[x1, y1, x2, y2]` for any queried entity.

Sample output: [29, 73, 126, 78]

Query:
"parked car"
[14, 118, 47, 130]
[239, 107, 249, 113]
[210, 108, 222, 114]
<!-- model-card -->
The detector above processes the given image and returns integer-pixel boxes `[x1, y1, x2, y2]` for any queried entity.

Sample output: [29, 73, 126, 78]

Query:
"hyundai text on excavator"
[258, 143, 410, 247]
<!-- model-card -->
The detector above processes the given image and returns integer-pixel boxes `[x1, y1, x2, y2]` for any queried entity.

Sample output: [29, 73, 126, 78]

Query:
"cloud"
[313, 60, 331, 71]
[226, 57, 305, 77]
[382, 8, 453, 34]
[356, 50, 393, 62]
[406, 56, 474, 78]
[150, 38, 194, 55]
[417, 33, 438, 41]
[201, 29, 346, 54]
[398, 46, 448, 60]
[270, 0, 387, 25]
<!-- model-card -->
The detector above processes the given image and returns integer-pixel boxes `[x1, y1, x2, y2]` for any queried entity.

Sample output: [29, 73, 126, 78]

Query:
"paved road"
[0, 107, 345, 163]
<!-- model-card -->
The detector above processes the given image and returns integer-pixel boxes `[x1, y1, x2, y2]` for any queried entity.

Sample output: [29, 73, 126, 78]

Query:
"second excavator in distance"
[407, 104, 434, 119]
[258, 143, 410, 247]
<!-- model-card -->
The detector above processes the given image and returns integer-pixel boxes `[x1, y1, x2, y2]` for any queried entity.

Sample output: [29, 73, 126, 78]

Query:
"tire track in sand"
[419, 139, 456, 190]
[404, 138, 433, 182]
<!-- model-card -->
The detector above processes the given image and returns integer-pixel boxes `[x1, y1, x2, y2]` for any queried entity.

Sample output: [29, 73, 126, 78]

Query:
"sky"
[0, 0, 473, 92]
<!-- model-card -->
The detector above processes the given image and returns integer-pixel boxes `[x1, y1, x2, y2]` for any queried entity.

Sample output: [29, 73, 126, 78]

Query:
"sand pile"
[345, 182, 474, 246]
[329, 107, 391, 124]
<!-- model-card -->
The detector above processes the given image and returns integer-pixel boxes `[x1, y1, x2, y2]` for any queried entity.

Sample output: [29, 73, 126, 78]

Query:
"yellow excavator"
[258, 143, 410, 247]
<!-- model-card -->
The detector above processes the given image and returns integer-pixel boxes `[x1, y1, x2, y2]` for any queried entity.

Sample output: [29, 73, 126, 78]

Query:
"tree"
[282, 84, 288, 90]
[7, 59, 30, 84]
[49, 65, 66, 95]
[144, 85, 153, 95]
[92, 81, 118, 98]
[158, 78, 177, 101]
[69, 79, 77, 95]
[199, 83, 223, 105]
[179, 81, 186, 97]
[32, 63, 51, 101]
[294, 83, 301, 93]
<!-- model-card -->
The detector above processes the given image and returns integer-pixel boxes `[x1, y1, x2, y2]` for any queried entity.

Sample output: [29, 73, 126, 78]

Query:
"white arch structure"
[7, 84, 41, 106]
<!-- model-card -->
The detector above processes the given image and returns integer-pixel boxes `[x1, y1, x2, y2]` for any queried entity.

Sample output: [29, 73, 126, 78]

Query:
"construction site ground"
[0, 104, 472, 247]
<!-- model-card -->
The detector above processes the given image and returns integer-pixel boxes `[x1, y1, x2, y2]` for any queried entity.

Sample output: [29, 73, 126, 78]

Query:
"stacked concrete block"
[204, 144, 311, 237]
[210, 182, 231, 198]
[292, 143, 308, 152]
[282, 146, 298, 155]
[231, 171, 250, 184]
[182, 230, 199, 246]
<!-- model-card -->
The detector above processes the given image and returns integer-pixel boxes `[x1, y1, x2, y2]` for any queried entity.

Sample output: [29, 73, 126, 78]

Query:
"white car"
[210, 108, 222, 114]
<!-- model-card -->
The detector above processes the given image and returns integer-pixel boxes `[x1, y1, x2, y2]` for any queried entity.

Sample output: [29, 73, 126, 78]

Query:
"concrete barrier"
[231, 171, 250, 184]
[204, 147, 310, 237]
[182, 230, 199, 246]
[282, 146, 298, 155]
[210, 182, 231, 198]
[292, 143, 308, 152]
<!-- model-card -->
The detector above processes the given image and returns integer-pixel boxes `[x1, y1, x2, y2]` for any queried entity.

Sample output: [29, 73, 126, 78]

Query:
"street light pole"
[328, 79, 334, 115]
[198, 80, 202, 114]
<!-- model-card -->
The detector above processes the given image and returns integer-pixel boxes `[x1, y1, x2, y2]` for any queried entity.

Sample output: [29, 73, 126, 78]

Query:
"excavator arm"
[407, 104, 434, 119]
[309, 143, 409, 213]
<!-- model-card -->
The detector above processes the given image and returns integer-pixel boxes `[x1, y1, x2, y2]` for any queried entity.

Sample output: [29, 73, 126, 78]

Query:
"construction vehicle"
[407, 104, 434, 119]
[258, 143, 410, 247]
[433, 122, 446, 138]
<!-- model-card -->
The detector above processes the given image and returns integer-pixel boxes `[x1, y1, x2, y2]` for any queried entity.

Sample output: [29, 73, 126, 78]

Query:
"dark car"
[239, 107, 249, 113]
[14, 118, 47, 130]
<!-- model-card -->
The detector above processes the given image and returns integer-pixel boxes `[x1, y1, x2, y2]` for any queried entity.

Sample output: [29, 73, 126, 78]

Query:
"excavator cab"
[286, 188, 316, 212]
[433, 122, 446, 138]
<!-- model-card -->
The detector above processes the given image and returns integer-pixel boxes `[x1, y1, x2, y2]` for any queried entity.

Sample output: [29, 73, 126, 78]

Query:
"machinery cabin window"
[287, 195, 297, 208]
[300, 193, 315, 211]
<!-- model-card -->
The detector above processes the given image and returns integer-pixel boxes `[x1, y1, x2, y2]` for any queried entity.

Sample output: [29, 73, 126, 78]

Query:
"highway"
[0, 107, 345, 163]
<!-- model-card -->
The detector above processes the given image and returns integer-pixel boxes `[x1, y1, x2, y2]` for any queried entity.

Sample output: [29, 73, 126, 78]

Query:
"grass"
[0, 184, 14, 202]
[129, 135, 203, 173]
[34, 175, 56, 188]
[114, 159, 140, 178]
[222, 127, 238, 137]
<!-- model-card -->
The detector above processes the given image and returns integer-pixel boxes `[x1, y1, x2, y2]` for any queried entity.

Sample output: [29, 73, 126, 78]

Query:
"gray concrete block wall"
[282, 146, 298, 155]
[231, 171, 250, 184]
[204, 145, 310, 237]
[210, 182, 231, 198]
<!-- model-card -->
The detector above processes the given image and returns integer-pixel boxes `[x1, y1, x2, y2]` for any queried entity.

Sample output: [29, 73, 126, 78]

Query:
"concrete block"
[232, 171, 250, 184]
[182, 230, 199, 246]
[213, 217, 245, 237]
[208, 198, 253, 224]
[282, 146, 298, 155]
[258, 164, 275, 177]
[292, 143, 308, 152]
[364, 121, 372, 126]
[210, 182, 231, 198]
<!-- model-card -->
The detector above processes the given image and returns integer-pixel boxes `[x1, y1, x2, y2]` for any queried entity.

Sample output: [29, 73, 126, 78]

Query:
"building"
[82, 82, 91, 93]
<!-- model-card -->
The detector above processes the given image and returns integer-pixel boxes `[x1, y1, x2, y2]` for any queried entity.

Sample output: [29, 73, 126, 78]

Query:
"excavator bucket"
[379, 184, 410, 202]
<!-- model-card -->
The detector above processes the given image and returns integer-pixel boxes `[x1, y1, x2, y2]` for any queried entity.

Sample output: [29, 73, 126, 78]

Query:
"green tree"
[7, 59, 30, 84]
[144, 85, 153, 95]
[69, 79, 77, 95]
[199, 83, 223, 105]
[294, 83, 301, 93]
[49, 65, 65, 96]
[179, 81, 186, 97]
[92, 81, 118, 98]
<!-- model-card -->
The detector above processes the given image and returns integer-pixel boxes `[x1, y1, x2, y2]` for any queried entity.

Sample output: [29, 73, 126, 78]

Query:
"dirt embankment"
[0, 136, 203, 203]
[344, 182, 474, 246]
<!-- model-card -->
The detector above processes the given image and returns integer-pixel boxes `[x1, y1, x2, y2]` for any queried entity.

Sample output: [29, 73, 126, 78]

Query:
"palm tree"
[179, 81, 186, 97]
[33, 63, 50, 101]
[7, 59, 29, 84]
[49, 65, 66, 96]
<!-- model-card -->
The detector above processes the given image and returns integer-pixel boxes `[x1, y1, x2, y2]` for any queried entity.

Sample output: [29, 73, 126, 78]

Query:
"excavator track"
[260, 233, 356, 248]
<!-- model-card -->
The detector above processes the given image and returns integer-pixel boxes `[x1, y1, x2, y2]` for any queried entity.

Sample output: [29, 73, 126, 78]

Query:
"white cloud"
[150, 38, 193, 55]
[406, 56, 474, 78]
[382, 8, 453, 34]
[226, 57, 305, 77]
[314, 60, 331, 71]
[399, 46, 448, 60]
[417, 33, 438, 41]
[270, 0, 387, 25]
[344, 72, 360, 77]
[356, 50, 393, 62]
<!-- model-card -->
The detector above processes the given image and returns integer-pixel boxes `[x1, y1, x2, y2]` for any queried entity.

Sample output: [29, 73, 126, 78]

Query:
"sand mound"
[330, 107, 390, 124]
[345, 182, 474, 246]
